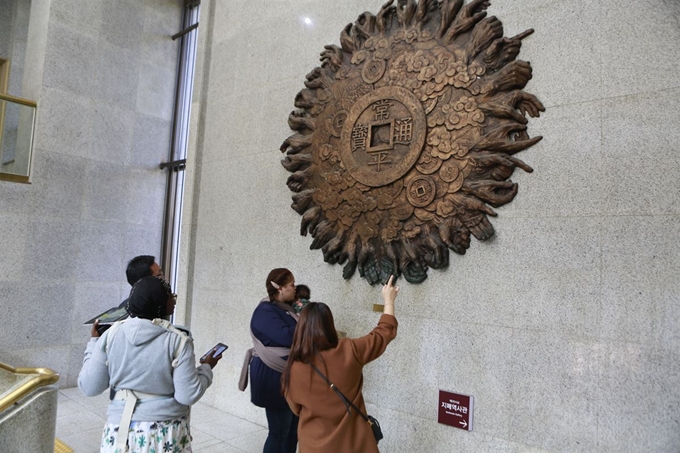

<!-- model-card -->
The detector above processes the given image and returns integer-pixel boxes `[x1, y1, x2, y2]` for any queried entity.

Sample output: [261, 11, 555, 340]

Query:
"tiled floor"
[56, 387, 268, 452]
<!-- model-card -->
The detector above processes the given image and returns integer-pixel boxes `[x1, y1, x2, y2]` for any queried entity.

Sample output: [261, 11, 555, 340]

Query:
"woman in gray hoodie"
[78, 276, 221, 453]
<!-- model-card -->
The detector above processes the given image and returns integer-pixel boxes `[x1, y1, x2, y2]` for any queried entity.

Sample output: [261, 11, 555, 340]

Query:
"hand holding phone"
[200, 342, 227, 369]
[91, 319, 112, 338]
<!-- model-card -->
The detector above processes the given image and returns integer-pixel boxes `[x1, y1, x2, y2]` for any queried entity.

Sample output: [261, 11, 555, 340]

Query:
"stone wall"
[0, 0, 182, 387]
[181, 0, 680, 451]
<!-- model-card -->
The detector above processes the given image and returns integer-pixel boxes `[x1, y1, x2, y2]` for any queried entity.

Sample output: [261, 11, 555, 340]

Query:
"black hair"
[295, 284, 311, 300]
[126, 255, 156, 286]
[127, 276, 171, 320]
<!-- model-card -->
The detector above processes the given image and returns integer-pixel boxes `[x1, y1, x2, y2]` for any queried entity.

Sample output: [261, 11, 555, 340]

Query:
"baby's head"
[295, 284, 311, 300]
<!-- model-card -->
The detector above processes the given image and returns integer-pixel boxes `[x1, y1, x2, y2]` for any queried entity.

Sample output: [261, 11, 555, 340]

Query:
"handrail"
[0, 362, 59, 413]
[0, 173, 29, 183]
[0, 93, 37, 108]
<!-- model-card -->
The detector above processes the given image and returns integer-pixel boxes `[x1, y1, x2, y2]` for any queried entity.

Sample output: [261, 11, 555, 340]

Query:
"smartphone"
[96, 324, 112, 335]
[201, 342, 228, 361]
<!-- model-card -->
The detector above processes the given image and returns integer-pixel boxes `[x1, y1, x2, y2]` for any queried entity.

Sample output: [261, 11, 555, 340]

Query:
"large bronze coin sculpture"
[281, 0, 544, 285]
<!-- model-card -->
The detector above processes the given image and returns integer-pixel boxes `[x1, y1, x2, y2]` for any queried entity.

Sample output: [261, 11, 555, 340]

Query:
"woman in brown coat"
[282, 276, 399, 453]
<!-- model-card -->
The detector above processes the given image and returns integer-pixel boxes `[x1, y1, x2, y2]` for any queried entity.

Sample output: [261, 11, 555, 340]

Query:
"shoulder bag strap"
[151, 318, 190, 368]
[309, 363, 369, 422]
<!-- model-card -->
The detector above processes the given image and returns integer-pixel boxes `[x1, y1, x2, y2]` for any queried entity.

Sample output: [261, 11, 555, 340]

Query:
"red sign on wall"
[438, 390, 473, 431]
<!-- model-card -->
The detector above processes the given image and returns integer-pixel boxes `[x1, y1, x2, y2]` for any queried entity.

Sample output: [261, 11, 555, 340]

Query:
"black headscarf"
[127, 276, 171, 320]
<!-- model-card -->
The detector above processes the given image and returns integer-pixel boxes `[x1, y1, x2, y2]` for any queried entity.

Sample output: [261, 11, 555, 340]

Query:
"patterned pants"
[100, 418, 192, 453]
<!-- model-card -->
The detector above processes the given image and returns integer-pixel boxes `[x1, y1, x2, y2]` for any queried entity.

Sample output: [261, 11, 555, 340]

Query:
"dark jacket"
[249, 301, 297, 409]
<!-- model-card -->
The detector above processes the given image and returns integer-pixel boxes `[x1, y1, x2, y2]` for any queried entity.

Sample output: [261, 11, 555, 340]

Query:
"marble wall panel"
[601, 89, 680, 216]
[0, 214, 28, 282]
[203, 38, 268, 101]
[75, 220, 126, 283]
[508, 331, 599, 451]
[94, 42, 141, 112]
[99, 0, 145, 51]
[21, 0, 50, 100]
[487, 0, 558, 17]
[90, 105, 136, 165]
[599, 0, 680, 98]
[141, 0, 182, 69]
[48, 0, 102, 39]
[34, 87, 96, 160]
[211, 0, 298, 45]
[23, 216, 80, 281]
[600, 215, 680, 346]
[124, 168, 166, 226]
[136, 62, 176, 121]
[510, 216, 602, 337]
[0, 282, 75, 350]
[657, 285, 680, 351]
[2, 0, 30, 98]
[41, 22, 98, 98]
[0, 1, 14, 57]
[195, 153, 294, 226]
[501, 101, 602, 219]
[260, 81, 309, 159]
[81, 160, 131, 222]
[0, 178, 39, 216]
[30, 150, 87, 220]
[596, 341, 680, 452]
[189, 219, 315, 294]
[188, 224, 234, 293]
[130, 113, 172, 167]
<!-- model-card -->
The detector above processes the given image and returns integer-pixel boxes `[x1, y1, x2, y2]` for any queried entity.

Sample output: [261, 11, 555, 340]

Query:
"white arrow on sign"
[459, 420, 467, 428]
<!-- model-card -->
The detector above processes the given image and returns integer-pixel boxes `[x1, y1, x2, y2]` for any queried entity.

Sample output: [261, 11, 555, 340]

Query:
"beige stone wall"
[0, 0, 182, 387]
[183, 1, 680, 451]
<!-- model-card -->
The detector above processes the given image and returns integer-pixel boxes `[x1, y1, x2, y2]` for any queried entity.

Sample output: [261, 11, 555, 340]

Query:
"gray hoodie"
[78, 317, 213, 423]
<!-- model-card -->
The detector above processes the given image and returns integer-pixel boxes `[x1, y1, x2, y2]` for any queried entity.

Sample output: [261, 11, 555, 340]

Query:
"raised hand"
[483, 29, 533, 70]
[445, 0, 490, 42]
[462, 179, 518, 207]
[480, 60, 533, 95]
[467, 16, 503, 59]
[381, 275, 399, 309]
[320, 45, 344, 70]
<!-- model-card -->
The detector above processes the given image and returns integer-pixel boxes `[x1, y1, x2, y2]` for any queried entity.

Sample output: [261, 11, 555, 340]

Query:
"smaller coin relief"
[415, 150, 442, 175]
[362, 58, 387, 84]
[439, 159, 460, 183]
[407, 176, 436, 208]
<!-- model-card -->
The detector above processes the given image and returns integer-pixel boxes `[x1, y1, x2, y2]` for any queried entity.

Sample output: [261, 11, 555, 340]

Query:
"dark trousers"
[264, 406, 299, 453]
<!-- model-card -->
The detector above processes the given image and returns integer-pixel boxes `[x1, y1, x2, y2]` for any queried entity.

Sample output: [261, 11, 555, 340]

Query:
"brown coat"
[285, 314, 398, 453]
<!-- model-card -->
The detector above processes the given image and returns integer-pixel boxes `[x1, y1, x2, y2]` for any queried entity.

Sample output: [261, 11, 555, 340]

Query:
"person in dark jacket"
[248, 268, 299, 453]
